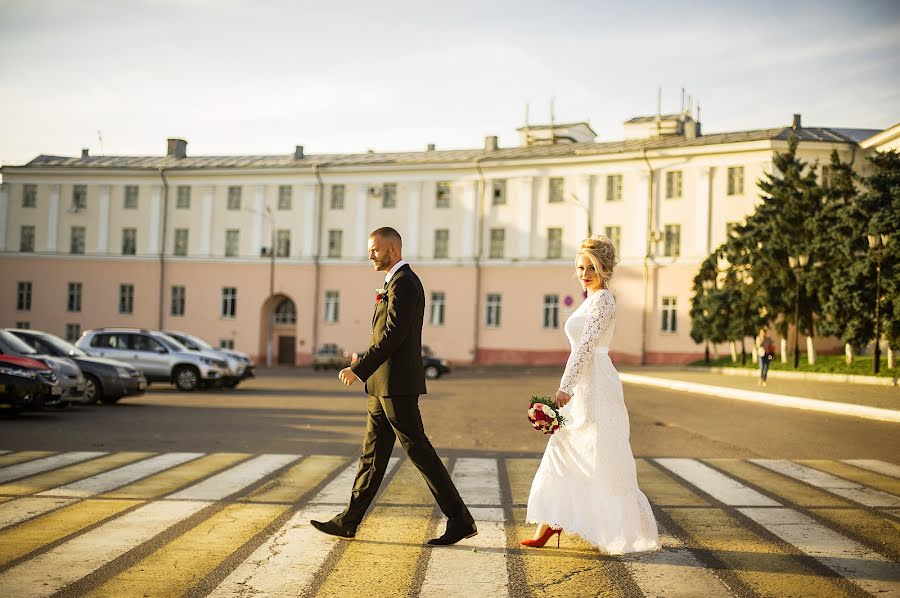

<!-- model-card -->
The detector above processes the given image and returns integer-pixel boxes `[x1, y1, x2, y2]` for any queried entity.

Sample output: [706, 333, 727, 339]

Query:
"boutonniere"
[375, 288, 387, 304]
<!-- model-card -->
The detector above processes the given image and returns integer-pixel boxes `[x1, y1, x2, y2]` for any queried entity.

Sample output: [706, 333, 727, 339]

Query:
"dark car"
[422, 352, 452, 380]
[0, 329, 80, 405]
[0, 354, 61, 414]
[8, 329, 147, 404]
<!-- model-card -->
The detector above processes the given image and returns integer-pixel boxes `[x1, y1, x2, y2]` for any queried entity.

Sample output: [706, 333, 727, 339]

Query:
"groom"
[311, 226, 477, 546]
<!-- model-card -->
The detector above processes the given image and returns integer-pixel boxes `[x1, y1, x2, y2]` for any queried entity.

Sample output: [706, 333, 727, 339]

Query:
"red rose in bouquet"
[527, 396, 567, 435]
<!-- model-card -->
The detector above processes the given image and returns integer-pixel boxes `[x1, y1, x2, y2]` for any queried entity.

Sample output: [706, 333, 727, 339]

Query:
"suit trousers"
[333, 395, 472, 529]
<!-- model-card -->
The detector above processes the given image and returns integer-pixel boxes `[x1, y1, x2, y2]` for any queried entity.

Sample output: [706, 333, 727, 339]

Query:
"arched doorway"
[259, 294, 298, 366]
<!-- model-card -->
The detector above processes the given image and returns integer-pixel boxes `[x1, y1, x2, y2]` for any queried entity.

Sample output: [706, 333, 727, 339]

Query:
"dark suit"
[334, 263, 471, 529]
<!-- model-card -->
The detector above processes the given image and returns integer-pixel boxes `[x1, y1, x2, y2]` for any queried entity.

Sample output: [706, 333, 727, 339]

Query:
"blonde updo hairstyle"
[575, 235, 618, 287]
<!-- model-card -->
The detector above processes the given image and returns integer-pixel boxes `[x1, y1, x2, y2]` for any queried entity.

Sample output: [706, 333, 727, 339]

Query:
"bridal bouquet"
[528, 396, 567, 435]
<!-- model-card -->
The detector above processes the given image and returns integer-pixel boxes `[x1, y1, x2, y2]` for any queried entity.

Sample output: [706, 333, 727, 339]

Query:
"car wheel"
[83, 374, 103, 404]
[174, 366, 200, 392]
[424, 365, 440, 380]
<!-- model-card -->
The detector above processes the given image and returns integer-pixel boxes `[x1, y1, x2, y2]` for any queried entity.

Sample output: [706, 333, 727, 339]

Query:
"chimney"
[294, 145, 304, 159]
[81, 148, 90, 158]
[166, 138, 187, 159]
[792, 114, 802, 130]
[483, 135, 499, 152]
[426, 143, 435, 151]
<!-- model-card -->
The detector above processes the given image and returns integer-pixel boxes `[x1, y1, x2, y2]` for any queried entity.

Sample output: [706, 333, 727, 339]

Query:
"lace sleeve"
[558, 290, 615, 395]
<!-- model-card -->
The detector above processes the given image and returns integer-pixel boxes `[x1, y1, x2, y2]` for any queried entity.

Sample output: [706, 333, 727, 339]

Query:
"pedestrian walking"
[757, 329, 775, 386]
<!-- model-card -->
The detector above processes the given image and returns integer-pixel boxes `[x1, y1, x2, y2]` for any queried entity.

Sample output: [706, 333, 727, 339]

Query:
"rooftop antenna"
[97, 130, 104, 155]
[697, 102, 701, 123]
[656, 86, 662, 137]
[681, 87, 685, 114]
[550, 96, 556, 144]
[524, 102, 531, 146]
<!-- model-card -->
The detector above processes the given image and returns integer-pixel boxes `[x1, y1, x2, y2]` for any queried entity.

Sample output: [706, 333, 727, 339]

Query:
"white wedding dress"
[526, 289, 660, 553]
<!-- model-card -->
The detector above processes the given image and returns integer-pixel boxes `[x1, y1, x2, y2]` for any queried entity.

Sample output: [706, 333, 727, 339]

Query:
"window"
[492, 179, 506, 206]
[430, 291, 445, 326]
[661, 296, 677, 333]
[278, 185, 292, 210]
[330, 185, 345, 210]
[485, 293, 502, 327]
[219, 339, 235, 349]
[125, 185, 139, 209]
[324, 290, 340, 323]
[174, 228, 189, 256]
[604, 226, 621, 255]
[276, 230, 291, 257]
[17, 282, 32, 311]
[665, 171, 683, 199]
[547, 227, 563, 259]
[122, 228, 137, 255]
[436, 181, 451, 208]
[433, 229, 449, 259]
[225, 229, 240, 257]
[73, 185, 87, 209]
[67, 282, 82, 312]
[65, 323, 81, 343]
[132, 334, 164, 353]
[821, 165, 832, 189]
[23, 184, 37, 208]
[170, 285, 185, 316]
[221, 287, 237, 318]
[227, 186, 242, 210]
[606, 174, 623, 202]
[327, 230, 343, 258]
[489, 228, 505, 259]
[119, 284, 134, 314]
[20, 226, 35, 252]
[726, 221, 740, 238]
[663, 224, 681, 257]
[727, 166, 744, 196]
[548, 177, 564, 203]
[543, 294, 560, 329]
[377, 183, 395, 209]
[176, 186, 191, 209]
[70, 226, 86, 254]
[274, 299, 297, 324]
[15, 321, 30, 330]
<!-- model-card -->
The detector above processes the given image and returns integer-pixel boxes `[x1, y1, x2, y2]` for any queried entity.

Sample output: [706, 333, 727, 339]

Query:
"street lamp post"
[867, 233, 891, 374]
[788, 253, 809, 369]
[735, 267, 754, 366]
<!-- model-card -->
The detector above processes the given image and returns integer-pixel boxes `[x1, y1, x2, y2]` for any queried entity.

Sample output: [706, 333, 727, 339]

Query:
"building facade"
[0, 114, 884, 366]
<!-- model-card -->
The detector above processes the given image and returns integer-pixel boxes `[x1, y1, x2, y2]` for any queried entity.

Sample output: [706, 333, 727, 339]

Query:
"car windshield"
[0, 330, 38, 354]
[185, 334, 215, 351]
[39, 333, 88, 357]
[156, 334, 189, 352]
[168, 333, 200, 350]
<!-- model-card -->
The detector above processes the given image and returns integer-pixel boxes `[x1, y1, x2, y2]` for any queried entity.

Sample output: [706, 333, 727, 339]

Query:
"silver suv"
[76, 328, 228, 392]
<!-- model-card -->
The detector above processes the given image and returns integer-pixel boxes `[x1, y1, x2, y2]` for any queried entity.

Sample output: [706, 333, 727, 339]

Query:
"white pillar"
[574, 174, 591, 238]
[252, 185, 264, 256]
[780, 337, 788, 364]
[0, 183, 8, 251]
[888, 347, 895, 369]
[201, 187, 213, 256]
[806, 336, 816, 365]
[460, 180, 477, 258]
[406, 183, 421, 259]
[48, 184, 60, 252]
[696, 166, 713, 255]
[845, 343, 854, 365]
[634, 171, 651, 258]
[303, 186, 316, 257]
[517, 177, 534, 259]
[356, 185, 368, 258]
[148, 186, 161, 253]
[96, 185, 110, 253]
[729, 340, 738, 362]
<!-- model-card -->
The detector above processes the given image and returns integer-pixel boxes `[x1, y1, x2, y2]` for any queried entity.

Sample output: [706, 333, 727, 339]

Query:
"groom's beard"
[373, 255, 392, 271]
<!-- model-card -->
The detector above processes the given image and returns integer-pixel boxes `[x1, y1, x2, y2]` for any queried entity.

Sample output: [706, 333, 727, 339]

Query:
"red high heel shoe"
[520, 526, 562, 548]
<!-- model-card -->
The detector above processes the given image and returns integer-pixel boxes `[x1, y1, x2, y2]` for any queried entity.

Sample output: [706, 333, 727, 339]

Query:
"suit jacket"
[351, 264, 427, 397]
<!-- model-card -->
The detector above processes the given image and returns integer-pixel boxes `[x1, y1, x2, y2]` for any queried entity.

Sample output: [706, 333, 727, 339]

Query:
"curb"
[683, 366, 898, 387]
[619, 373, 900, 424]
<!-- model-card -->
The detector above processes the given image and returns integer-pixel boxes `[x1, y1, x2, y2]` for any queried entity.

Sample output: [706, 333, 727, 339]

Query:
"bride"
[523, 235, 660, 553]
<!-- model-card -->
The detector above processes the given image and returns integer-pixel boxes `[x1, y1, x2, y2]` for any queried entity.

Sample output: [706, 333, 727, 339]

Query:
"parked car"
[76, 328, 229, 392]
[0, 354, 62, 414]
[421, 346, 451, 380]
[0, 329, 84, 404]
[313, 344, 350, 370]
[8, 329, 147, 404]
[164, 331, 253, 388]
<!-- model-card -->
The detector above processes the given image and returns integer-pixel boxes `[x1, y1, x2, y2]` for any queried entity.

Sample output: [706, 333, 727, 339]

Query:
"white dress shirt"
[384, 259, 408, 285]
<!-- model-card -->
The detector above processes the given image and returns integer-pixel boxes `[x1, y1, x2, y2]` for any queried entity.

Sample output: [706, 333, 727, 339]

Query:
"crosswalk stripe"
[310, 457, 400, 504]
[0, 496, 79, 530]
[452, 458, 501, 506]
[707, 459, 846, 507]
[0, 499, 140, 566]
[0, 451, 55, 469]
[166, 454, 300, 501]
[241, 454, 349, 504]
[655, 458, 780, 506]
[0, 452, 154, 496]
[101, 453, 251, 499]
[751, 459, 900, 508]
[738, 507, 900, 596]
[84, 502, 287, 598]
[636, 459, 709, 506]
[0, 499, 210, 598]
[37, 452, 204, 498]
[0, 451, 105, 484]
[379, 458, 445, 504]
[804, 459, 900, 496]
[843, 459, 900, 479]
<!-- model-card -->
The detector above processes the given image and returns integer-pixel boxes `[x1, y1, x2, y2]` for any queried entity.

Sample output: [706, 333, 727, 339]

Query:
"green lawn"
[689, 354, 898, 378]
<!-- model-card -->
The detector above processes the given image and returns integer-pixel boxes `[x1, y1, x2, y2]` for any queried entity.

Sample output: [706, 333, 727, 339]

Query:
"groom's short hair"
[370, 227, 402, 249]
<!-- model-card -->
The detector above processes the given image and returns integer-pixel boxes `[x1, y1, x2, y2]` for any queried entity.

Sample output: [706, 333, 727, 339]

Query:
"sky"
[0, 0, 898, 167]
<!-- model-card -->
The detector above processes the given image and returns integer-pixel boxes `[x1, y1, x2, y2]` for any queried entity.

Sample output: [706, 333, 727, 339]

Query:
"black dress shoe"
[310, 519, 356, 539]
[427, 520, 478, 546]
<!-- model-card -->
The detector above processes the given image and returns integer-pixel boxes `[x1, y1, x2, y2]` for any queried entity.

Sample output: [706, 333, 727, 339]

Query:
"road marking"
[707, 459, 845, 507]
[242, 454, 348, 504]
[0, 451, 55, 469]
[309, 457, 400, 504]
[0, 496, 79, 530]
[504, 458, 540, 505]
[102, 453, 251, 500]
[842, 459, 900, 479]
[0, 499, 209, 598]
[379, 458, 445, 504]
[452, 458, 501, 506]
[739, 507, 900, 596]
[166, 454, 299, 501]
[37, 452, 203, 498]
[0, 452, 154, 496]
[751, 459, 900, 508]
[0, 451, 105, 484]
[800, 459, 900, 498]
[84, 502, 287, 598]
[636, 459, 709, 507]
[655, 458, 780, 506]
